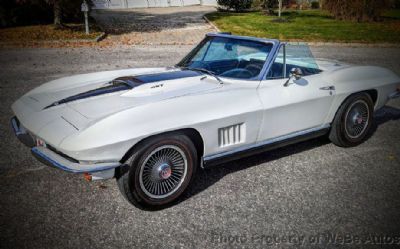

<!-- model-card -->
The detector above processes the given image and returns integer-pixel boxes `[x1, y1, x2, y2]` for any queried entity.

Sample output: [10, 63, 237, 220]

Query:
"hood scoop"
[44, 70, 202, 110]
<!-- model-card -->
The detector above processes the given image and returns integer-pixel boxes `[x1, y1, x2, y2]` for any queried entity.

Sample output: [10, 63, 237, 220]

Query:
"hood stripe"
[44, 70, 202, 109]
[44, 82, 131, 109]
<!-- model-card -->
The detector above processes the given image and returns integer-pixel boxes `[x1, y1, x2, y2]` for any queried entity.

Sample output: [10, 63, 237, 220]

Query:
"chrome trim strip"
[204, 124, 330, 162]
[31, 146, 121, 174]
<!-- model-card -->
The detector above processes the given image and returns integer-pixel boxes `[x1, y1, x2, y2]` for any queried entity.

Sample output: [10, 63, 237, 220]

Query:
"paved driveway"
[0, 45, 400, 248]
[91, 6, 217, 45]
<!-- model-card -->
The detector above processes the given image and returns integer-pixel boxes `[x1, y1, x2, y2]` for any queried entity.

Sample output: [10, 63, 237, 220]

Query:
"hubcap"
[345, 100, 370, 139]
[158, 163, 172, 180]
[139, 145, 187, 199]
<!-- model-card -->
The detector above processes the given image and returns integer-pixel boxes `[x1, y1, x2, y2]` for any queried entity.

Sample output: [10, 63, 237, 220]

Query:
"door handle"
[320, 86, 335, 91]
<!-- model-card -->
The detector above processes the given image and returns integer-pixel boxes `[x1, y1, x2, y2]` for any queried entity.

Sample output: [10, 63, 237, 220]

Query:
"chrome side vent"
[218, 123, 245, 147]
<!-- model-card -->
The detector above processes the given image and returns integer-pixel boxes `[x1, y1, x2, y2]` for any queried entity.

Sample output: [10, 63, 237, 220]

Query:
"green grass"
[206, 10, 400, 43]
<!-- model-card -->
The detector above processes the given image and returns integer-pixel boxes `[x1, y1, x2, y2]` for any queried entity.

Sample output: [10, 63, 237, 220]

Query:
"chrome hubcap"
[157, 163, 172, 180]
[139, 145, 187, 199]
[345, 100, 369, 139]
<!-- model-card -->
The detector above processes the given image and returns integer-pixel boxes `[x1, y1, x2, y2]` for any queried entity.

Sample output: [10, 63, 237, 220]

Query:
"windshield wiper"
[181, 66, 224, 85]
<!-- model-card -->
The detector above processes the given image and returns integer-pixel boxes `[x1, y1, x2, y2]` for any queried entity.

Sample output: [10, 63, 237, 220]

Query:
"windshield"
[178, 36, 273, 80]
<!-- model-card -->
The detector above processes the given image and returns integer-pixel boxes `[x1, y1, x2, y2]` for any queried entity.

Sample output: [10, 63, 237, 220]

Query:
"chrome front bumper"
[31, 146, 121, 174]
[11, 117, 35, 147]
[11, 116, 121, 176]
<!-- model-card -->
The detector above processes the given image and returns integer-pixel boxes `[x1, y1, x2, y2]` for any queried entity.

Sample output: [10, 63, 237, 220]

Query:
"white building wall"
[92, 0, 217, 9]
[201, 0, 217, 5]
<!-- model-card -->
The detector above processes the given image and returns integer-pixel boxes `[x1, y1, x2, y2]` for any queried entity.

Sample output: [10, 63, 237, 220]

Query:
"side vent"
[218, 123, 245, 147]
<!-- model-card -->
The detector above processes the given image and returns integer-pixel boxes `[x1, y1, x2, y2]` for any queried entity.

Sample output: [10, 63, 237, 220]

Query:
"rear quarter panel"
[323, 66, 400, 123]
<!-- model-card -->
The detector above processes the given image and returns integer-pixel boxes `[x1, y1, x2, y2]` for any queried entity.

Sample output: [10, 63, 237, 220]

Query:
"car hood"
[12, 67, 222, 146]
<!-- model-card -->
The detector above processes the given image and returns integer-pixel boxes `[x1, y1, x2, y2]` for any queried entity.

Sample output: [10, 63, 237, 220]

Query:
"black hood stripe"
[44, 70, 202, 109]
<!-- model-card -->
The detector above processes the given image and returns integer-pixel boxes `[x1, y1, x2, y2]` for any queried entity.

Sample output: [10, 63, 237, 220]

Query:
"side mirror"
[290, 68, 303, 80]
[284, 68, 303, 87]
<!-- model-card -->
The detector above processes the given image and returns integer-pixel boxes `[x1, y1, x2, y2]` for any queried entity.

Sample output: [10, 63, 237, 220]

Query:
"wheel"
[116, 134, 197, 210]
[329, 92, 374, 147]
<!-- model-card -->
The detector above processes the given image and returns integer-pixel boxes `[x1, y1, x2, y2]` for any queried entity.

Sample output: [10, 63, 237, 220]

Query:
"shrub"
[217, 0, 254, 12]
[393, 0, 400, 8]
[324, 0, 391, 22]
[0, 1, 52, 27]
[311, 1, 319, 9]
[0, 0, 92, 28]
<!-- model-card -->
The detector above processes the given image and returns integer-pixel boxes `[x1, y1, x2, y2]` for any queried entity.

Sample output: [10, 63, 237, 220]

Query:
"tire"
[329, 92, 374, 147]
[116, 134, 197, 210]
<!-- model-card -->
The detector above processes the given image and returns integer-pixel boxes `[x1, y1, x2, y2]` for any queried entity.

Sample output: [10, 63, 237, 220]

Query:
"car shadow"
[168, 105, 400, 209]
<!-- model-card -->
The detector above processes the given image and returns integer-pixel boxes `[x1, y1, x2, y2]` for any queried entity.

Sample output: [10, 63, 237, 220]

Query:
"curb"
[95, 32, 107, 42]
[203, 16, 220, 32]
[57, 32, 106, 43]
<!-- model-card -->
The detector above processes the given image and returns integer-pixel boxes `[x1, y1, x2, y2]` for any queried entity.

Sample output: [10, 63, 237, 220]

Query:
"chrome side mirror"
[284, 68, 303, 87]
[290, 68, 303, 80]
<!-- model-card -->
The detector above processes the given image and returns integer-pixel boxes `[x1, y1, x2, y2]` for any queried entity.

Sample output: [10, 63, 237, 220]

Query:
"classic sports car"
[11, 33, 400, 209]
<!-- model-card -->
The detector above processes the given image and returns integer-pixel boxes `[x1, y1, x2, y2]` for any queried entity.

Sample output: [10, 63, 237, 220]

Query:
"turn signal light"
[84, 173, 92, 182]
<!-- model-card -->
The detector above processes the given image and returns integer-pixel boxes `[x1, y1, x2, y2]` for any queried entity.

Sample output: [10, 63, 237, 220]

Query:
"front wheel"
[329, 93, 374, 147]
[116, 134, 197, 210]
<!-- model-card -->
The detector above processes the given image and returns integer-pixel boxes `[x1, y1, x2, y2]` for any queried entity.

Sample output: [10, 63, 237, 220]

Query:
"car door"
[257, 44, 336, 142]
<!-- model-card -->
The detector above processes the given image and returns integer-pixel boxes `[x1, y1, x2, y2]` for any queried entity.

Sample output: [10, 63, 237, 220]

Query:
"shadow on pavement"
[174, 105, 400, 209]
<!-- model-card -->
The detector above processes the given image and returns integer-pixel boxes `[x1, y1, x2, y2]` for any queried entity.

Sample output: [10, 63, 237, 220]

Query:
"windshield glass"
[178, 36, 273, 80]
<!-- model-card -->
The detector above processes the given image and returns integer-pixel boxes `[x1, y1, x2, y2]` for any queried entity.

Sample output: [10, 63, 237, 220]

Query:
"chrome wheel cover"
[344, 100, 370, 139]
[139, 145, 187, 199]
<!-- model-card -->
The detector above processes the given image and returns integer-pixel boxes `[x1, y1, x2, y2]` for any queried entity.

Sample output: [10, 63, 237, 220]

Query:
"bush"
[311, 1, 319, 9]
[393, 0, 400, 8]
[324, 0, 391, 21]
[217, 0, 253, 12]
[0, 1, 52, 27]
[0, 0, 92, 28]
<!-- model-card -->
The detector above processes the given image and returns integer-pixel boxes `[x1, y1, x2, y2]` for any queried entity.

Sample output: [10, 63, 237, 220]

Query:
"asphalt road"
[0, 45, 400, 249]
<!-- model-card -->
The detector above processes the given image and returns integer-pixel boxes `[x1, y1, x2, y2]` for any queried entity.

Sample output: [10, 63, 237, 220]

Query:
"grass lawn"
[206, 10, 400, 43]
[0, 24, 103, 43]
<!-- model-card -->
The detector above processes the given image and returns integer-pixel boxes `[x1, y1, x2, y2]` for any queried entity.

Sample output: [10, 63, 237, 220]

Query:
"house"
[92, 0, 218, 9]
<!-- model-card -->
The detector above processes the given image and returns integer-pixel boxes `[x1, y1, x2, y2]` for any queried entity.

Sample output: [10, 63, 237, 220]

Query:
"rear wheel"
[329, 93, 374, 147]
[116, 134, 197, 209]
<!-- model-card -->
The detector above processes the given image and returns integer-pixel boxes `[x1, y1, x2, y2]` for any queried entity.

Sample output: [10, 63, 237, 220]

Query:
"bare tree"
[52, 0, 62, 27]
[324, 0, 390, 22]
[278, 0, 282, 17]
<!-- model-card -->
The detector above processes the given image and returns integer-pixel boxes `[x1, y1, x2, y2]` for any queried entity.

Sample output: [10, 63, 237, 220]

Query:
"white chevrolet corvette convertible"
[11, 33, 400, 209]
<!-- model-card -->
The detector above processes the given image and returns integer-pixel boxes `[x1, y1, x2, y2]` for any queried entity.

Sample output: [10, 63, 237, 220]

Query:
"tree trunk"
[53, 0, 62, 28]
[278, 0, 282, 17]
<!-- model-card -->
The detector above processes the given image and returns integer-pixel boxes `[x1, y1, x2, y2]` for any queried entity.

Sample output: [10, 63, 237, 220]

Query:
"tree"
[13, 0, 89, 28]
[324, 0, 391, 22]
[278, 0, 282, 17]
[52, 0, 62, 27]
